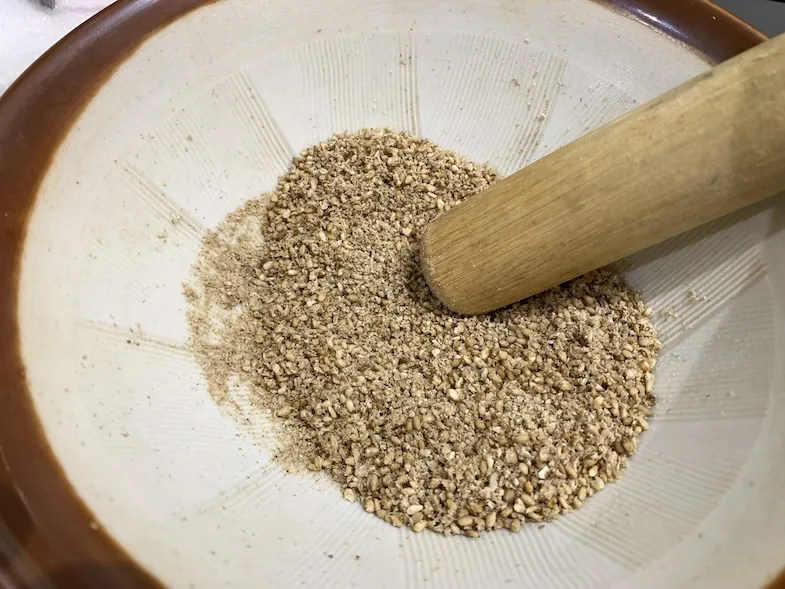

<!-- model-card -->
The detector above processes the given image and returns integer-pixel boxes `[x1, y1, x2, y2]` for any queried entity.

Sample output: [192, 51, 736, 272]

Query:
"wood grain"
[421, 32, 785, 315]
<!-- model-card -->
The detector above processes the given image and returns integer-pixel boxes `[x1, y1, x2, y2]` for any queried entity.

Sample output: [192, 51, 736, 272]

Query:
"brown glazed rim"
[0, 0, 777, 587]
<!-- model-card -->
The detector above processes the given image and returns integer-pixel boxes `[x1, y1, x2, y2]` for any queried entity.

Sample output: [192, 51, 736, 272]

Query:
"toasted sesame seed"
[187, 129, 659, 538]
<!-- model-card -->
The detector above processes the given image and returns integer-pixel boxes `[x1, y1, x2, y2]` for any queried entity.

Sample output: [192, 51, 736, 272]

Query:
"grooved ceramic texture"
[15, 1, 785, 588]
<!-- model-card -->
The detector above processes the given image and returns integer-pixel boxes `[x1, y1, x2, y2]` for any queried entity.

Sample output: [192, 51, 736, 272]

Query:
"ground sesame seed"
[186, 129, 659, 537]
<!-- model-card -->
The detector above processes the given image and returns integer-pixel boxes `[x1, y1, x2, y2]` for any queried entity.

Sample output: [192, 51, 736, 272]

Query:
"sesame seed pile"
[186, 129, 660, 536]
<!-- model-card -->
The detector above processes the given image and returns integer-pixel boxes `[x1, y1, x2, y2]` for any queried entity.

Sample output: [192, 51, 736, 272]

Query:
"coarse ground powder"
[186, 128, 661, 536]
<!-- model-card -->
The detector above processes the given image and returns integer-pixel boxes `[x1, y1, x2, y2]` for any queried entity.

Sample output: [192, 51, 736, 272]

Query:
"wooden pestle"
[421, 32, 785, 315]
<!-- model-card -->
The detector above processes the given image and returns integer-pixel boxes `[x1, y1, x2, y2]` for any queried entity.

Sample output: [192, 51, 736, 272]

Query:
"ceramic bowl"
[0, 1, 782, 588]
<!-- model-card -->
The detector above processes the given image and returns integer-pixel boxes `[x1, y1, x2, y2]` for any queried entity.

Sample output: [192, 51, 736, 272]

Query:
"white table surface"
[0, 0, 111, 95]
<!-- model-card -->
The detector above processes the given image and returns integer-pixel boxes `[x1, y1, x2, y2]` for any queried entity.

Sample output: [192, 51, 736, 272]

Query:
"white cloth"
[0, 0, 113, 95]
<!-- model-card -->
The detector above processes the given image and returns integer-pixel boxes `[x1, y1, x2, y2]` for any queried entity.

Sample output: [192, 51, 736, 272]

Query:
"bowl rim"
[0, 0, 773, 587]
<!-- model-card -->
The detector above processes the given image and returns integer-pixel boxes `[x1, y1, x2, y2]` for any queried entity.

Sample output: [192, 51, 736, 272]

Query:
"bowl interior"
[15, 0, 785, 587]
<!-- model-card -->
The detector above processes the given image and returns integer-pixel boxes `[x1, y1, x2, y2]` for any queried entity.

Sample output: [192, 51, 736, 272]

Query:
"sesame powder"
[186, 129, 660, 536]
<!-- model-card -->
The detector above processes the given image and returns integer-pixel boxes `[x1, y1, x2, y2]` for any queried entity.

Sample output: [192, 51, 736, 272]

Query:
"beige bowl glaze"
[0, 1, 783, 588]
